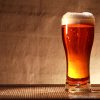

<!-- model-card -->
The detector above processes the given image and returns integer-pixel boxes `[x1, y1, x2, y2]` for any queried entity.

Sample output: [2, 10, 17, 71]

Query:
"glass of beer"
[61, 12, 95, 93]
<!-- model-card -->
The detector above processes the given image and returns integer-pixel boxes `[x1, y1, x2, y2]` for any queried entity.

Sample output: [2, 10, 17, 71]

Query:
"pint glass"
[61, 12, 95, 93]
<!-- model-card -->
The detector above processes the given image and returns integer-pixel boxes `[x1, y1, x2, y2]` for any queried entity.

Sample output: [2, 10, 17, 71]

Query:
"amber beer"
[61, 12, 95, 92]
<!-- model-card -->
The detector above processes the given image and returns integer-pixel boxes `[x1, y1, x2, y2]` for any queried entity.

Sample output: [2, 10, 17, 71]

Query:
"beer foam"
[62, 12, 95, 25]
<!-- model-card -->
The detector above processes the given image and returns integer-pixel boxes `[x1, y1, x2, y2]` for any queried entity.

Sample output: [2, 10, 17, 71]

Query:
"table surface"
[0, 84, 100, 99]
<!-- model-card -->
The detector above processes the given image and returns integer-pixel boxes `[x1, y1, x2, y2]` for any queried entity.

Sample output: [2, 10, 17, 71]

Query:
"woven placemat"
[0, 84, 100, 99]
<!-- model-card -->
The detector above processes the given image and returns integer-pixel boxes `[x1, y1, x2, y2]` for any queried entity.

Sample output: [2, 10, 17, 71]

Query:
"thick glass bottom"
[65, 77, 91, 93]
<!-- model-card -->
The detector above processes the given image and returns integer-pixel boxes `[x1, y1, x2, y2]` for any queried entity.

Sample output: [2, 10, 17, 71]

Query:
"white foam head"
[61, 12, 95, 25]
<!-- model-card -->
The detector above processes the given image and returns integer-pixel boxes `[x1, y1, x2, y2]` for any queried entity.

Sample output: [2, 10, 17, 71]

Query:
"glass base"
[65, 82, 91, 93]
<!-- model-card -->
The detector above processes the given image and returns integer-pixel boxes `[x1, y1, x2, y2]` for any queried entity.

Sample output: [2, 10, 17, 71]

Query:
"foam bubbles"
[61, 12, 95, 25]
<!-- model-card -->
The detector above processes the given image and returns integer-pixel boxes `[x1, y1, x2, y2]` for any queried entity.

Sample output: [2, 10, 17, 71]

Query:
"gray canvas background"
[0, 0, 100, 84]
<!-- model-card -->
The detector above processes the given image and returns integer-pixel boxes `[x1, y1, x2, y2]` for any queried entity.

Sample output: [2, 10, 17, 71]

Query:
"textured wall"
[0, 0, 100, 84]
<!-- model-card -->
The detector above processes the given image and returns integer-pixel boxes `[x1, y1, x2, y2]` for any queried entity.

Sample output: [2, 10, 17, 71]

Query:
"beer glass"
[61, 12, 95, 93]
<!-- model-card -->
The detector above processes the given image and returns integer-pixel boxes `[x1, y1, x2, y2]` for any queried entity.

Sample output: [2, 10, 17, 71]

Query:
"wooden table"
[0, 84, 100, 99]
